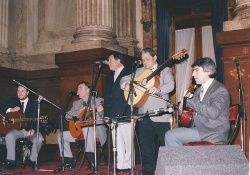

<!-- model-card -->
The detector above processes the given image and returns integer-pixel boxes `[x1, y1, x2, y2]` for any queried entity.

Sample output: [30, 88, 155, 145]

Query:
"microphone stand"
[53, 93, 75, 173]
[13, 80, 62, 172]
[88, 63, 104, 174]
[127, 63, 140, 175]
[234, 61, 246, 153]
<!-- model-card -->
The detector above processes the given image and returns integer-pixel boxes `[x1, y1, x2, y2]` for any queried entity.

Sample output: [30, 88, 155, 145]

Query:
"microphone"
[94, 60, 108, 65]
[233, 57, 240, 66]
[68, 91, 78, 96]
[153, 108, 173, 114]
[134, 60, 142, 66]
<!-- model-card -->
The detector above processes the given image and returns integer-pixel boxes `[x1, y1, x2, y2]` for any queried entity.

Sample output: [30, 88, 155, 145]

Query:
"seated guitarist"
[0, 84, 44, 170]
[57, 81, 107, 171]
[120, 48, 175, 175]
[165, 57, 230, 146]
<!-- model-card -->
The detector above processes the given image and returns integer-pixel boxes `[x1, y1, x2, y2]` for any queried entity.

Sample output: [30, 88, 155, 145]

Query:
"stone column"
[113, 0, 140, 56]
[71, 0, 118, 46]
[224, 0, 250, 31]
[234, 0, 250, 19]
[0, 0, 9, 53]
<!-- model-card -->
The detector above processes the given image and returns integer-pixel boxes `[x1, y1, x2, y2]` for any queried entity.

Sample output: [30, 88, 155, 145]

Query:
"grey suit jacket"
[186, 79, 230, 144]
[66, 97, 107, 146]
[120, 66, 175, 122]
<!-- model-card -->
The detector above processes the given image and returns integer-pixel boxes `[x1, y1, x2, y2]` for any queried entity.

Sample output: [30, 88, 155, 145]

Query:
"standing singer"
[104, 52, 135, 174]
[120, 48, 175, 175]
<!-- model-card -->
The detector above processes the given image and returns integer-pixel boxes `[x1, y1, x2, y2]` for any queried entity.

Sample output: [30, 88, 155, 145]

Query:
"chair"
[184, 104, 240, 146]
[74, 137, 108, 166]
[15, 138, 32, 168]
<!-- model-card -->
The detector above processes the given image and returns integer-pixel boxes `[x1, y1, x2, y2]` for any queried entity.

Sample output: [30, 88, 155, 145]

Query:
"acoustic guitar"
[69, 102, 103, 138]
[178, 84, 196, 127]
[0, 112, 48, 135]
[124, 49, 188, 108]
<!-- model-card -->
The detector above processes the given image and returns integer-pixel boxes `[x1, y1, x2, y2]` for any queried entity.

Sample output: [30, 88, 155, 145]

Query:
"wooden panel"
[0, 67, 60, 137]
[55, 48, 136, 130]
[217, 28, 250, 159]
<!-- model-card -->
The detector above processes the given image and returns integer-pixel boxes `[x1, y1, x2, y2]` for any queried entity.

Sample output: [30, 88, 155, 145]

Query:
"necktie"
[83, 101, 87, 107]
[20, 102, 24, 113]
[200, 86, 204, 101]
[114, 71, 118, 82]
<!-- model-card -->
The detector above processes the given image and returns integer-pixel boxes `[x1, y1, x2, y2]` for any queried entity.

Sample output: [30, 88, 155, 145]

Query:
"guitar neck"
[146, 57, 174, 81]
[13, 118, 37, 123]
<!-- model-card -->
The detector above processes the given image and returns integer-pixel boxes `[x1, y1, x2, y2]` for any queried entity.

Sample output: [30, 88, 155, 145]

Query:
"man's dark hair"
[109, 51, 126, 65]
[140, 48, 156, 57]
[191, 57, 217, 78]
[78, 81, 92, 90]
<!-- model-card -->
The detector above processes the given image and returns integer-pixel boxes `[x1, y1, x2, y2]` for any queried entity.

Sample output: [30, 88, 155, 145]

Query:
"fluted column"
[234, 0, 250, 19]
[72, 0, 117, 44]
[224, 0, 250, 31]
[113, 0, 139, 56]
[0, 0, 9, 53]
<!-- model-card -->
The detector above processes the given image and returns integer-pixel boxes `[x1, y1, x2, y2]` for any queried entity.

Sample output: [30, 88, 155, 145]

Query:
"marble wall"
[0, 0, 143, 71]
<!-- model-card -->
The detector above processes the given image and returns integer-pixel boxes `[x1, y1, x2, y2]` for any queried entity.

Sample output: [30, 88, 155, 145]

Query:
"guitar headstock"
[172, 49, 188, 61]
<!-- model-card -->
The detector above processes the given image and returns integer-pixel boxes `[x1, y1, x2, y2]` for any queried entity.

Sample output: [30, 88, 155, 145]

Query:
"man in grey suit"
[57, 81, 107, 171]
[120, 48, 175, 175]
[165, 57, 230, 146]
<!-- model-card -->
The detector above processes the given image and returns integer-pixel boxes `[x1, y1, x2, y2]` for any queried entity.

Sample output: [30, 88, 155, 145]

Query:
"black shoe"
[139, 171, 154, 175]
[64, 157, 75, 169]
[87, 163, 98, 172]
[6, 161, 16, 170]
[29, 160, 37, 170]
[65, 163, 74, 169]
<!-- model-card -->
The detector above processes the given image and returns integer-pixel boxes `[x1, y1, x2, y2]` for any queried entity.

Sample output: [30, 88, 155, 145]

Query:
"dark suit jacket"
[104, 67, 135, 119]
[187, 80, 230, 144]
[0, 97, 38, 131]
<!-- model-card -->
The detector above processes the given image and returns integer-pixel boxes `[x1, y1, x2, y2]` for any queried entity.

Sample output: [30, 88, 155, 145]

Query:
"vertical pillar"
[224, 0, 250, 31]
[113, 0, 140, 56]
[234, 0, 250, 19]
[0, 0, 9, 53]
[72, 0, 117, 44]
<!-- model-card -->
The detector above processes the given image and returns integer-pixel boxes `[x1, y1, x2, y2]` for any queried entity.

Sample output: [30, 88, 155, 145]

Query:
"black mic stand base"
[87, 167, 107, 175]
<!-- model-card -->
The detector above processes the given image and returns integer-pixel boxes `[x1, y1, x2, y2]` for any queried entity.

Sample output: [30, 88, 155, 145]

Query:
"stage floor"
[0, 161, 143, 175]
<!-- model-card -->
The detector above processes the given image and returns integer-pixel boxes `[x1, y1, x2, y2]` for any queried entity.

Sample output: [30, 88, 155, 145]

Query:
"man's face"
[141, 52, 157, 69]
[108, 55, 122, 71]
[17, 86, 29, 100]
[192, 66, 210, 85]
[77, 83, 90, 99]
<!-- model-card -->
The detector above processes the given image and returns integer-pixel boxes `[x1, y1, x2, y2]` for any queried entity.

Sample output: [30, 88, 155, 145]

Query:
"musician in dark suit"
[165, 57, 230, 146]
[57, 81, 106, 171]
[0, 85, 44, 170]
[104, 52, 135, 173]
[120, 48, 175, 175]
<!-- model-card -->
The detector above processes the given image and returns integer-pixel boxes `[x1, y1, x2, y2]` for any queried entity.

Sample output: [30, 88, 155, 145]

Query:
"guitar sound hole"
[134, 92, 137, 97]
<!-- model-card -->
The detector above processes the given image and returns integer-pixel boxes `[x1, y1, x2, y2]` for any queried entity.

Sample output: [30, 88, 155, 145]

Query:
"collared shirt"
[151, 63, 158, 72]
[200, 78, 214, 101]
[20, 97, 29, 113]
[114, 65, 124, 82]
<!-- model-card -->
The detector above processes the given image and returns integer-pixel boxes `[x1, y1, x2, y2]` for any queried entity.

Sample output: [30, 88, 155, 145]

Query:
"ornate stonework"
[0, 0, 141, 70]
[224, 0, 250, 31]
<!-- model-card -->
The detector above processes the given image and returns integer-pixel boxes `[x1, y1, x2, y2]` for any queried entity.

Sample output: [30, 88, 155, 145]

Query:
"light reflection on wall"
[230, 68, 246, 79]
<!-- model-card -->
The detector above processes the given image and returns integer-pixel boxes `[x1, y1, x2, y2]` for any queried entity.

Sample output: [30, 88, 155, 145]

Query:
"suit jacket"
[104, 67, 134, 119]
[186, 79, 230, 144]
[0, 97, 37, 131]
[66, 97, 107, 146]
[120, 66, 175, 122]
